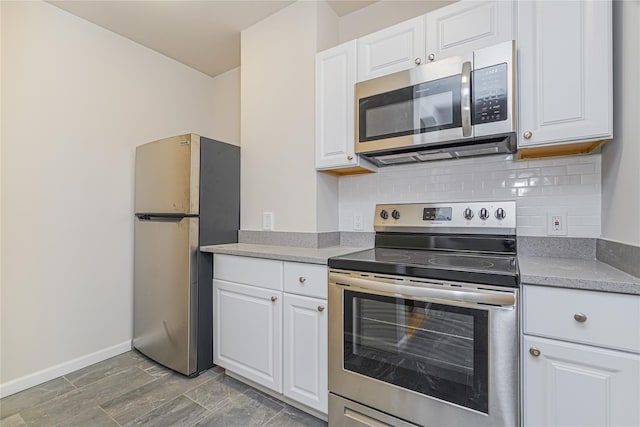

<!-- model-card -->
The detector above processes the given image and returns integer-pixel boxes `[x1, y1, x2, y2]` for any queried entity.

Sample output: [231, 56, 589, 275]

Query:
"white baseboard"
[0, 340, 132, 398]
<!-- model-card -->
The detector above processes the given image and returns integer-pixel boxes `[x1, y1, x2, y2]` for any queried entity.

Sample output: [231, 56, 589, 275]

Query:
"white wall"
[210, 67, 241, 146]
[602, 0, 640, 246]
[1, 1, 216, 391]
[340, 154, 602, 237]
[241, 1, 333, 232]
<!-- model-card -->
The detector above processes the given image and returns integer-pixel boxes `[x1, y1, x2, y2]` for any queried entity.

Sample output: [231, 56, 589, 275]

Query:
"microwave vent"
[454, 146, 501, 157]
[416, 151, 454, 161]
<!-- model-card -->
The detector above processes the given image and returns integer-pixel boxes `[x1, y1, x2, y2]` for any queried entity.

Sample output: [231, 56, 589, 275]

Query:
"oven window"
[343, 290, 489, 414]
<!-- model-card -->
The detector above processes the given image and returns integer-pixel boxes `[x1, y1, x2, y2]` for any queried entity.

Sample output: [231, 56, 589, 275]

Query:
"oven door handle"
[330, 273, 515, 306]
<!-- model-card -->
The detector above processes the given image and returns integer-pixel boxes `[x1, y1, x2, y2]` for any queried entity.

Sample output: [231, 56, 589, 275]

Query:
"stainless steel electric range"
[327, 201, 519, 427]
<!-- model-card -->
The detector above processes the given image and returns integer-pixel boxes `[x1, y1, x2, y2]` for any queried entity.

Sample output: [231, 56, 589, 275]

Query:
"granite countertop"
[201, 243, 640, 295]
[518, 256, 640, 295]
[200, 243, 366, 265]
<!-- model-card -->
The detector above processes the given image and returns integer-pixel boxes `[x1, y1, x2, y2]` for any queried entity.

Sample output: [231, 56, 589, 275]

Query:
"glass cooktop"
[329, 247, 519, 287]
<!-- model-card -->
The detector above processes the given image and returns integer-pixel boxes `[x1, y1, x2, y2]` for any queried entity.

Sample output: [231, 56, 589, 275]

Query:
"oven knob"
[380, 210, 389, 220]
[495, 208, 506, 220]
[391, 209, 400, 220]
[463, 208, 474, 220]
[479, 208, 490, 220]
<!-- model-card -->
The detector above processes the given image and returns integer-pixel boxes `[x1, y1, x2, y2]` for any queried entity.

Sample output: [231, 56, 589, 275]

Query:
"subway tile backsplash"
[339, 154, 601, 237]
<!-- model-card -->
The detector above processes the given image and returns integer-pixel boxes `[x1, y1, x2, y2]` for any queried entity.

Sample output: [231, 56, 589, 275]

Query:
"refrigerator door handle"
[136, 214, 197, 222]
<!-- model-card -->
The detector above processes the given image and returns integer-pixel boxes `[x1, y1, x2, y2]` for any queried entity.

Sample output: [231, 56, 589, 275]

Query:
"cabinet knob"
[347, 155, 353, 160]
[271, 296, 278, 302]
[523, 131, 533, 139]
[317, 305, 325, 312]
[529, 347, 541, 357]
[574, 312, 588, 323]
[428, 53, 435, 61]
[414, 57, 422, 65]
[298, 276, 306, 284]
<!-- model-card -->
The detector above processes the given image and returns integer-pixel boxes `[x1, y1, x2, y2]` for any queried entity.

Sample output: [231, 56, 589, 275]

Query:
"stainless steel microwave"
[355, 40, 516, 165]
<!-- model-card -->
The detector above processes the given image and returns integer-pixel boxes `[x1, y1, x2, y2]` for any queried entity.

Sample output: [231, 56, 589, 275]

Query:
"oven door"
[328, 270, 519, 427]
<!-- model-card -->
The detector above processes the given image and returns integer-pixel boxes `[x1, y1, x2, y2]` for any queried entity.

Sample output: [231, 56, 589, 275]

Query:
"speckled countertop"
[519, 256, 640, 295]
[200, 243, 365, 265]
[200, 243, 640, 295]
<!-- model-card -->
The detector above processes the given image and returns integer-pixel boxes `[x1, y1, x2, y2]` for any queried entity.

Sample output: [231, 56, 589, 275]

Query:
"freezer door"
[133, 215, 198, 375]
[135, 134, 200, 215]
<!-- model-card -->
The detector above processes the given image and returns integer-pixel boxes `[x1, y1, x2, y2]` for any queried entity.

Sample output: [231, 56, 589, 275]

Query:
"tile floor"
[0, 351, 327, 427]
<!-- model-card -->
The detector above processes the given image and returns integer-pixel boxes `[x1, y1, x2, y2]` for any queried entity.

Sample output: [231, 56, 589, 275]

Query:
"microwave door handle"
[461, 61, 472, 137]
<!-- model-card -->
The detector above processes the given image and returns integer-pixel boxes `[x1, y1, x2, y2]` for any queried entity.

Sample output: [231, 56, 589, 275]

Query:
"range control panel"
[375, 201, 516, 234]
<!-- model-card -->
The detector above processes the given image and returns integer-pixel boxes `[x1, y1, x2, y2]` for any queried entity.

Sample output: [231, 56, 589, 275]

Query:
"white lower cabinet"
[213, 279, 282, 392]
[523, 336, 640, 427]
[283, 294, 328, 413]
[522, 285, 640, 426]
[213, 254, 329, 416]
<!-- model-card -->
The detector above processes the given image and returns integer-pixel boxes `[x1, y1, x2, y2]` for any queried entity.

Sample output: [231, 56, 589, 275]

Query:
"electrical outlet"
[547, 211, 567, 236]
[353, 214, 363, 231]
[263, 212, 274, 230]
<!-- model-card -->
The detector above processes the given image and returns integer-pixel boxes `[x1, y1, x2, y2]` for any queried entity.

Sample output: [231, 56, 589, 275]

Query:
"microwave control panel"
[472, 63, 508, 124]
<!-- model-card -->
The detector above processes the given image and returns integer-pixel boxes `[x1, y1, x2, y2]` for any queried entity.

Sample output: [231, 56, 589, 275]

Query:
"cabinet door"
[518, 0, 612, 147]
[315, 41, 357, 170]
[425, 0, 514, 63]
[523, 336, 640, 427]
[283, 294, 328, 414]
[213, 280, 282, 392]
[357, 16, 425, 82]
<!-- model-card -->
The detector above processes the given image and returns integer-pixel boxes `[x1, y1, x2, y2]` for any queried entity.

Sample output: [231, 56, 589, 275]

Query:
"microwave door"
[411, 56, 473, 147]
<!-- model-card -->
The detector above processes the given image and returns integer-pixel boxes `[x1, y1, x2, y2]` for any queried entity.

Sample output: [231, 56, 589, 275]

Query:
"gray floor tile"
[58, 406, 119, 427]
[65, 351, 153, 388]
[185, 374, 249, 412]
[0, 413, 27, 427]
[194, 389, 285, 427]
[101, 369, 218, 425]
[263, 405, 327, 427]
[0, 377, 75, 420]
[125, 395, 210, 427]
[20, 367, 154, 427]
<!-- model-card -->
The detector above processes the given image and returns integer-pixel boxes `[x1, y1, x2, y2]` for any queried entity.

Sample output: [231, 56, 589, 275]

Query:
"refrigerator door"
[133, 215, 199, 375]
[135, 134, 200, 215]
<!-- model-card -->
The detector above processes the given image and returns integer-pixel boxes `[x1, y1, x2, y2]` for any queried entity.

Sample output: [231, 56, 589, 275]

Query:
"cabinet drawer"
[523, 285, 640, 353]
[214, 254, 283, 291]
[284, 262, 328, 299]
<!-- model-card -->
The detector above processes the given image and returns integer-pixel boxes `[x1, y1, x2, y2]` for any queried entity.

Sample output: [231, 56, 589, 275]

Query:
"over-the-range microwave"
[355, 40, 516, 166]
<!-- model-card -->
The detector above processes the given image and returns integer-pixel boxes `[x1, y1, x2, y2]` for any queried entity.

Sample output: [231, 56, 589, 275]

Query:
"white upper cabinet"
[517, 0, 613, 149]
[425, 0, 515, 63]
[316, 41, 376, 174]
[356, 16, 426, 82]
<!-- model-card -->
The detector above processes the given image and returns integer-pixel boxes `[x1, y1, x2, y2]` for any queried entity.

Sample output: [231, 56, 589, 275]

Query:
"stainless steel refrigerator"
[133, 134, 239, 376]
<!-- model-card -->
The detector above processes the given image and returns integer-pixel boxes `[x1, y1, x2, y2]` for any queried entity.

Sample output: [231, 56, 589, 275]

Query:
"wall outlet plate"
[263, 212, 274, 230]
[353, 214, 363, 231]
[547, 211, 568, 236]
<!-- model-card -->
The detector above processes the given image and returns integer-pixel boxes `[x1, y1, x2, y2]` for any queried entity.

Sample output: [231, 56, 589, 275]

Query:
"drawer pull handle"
[271, 296, 278, 302]
[299, 276, 306, 284]
[317, 305, 325, 312]
[529, 347, 541, 357]
[574, 312, 587, 323]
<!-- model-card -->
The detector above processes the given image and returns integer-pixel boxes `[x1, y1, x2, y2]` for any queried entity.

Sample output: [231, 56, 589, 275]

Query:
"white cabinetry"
[517, 0, 613, 156]
[425, 0, 514, 63]
[356, 16, 425, 82]
[522, 285, 640, 427]
[283, 293, 328, 412]
[213, 279, 282, 391]
[213, 254, 329, 415]
[315, 41, 376, 174]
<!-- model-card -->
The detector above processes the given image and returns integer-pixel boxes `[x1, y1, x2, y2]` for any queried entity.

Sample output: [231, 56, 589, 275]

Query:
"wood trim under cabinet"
[517, 139, 608, 160]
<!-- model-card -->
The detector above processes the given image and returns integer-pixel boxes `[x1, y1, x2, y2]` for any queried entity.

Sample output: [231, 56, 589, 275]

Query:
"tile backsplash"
[339, 154, 601, 237]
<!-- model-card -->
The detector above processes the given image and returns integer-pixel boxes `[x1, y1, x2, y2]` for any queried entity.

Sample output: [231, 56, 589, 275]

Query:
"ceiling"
[48, 1, 377, 78]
